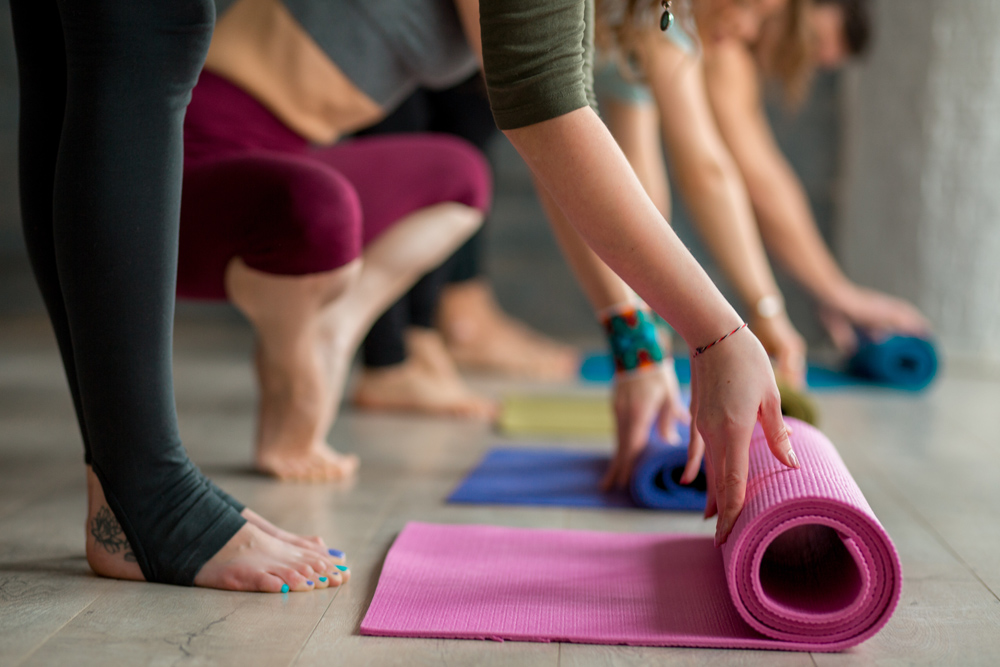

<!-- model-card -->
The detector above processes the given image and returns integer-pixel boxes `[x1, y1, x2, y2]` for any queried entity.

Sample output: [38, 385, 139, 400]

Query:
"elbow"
[681, 156, 733, 200]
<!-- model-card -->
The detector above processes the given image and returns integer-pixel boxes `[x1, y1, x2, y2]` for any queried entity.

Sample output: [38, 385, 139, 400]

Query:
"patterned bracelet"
[600, 304, 666, 375]
[692, 322, 749, 358]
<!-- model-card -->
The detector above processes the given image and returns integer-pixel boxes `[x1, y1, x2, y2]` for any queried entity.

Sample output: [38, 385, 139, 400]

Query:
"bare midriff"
[205, 0, 385, 145]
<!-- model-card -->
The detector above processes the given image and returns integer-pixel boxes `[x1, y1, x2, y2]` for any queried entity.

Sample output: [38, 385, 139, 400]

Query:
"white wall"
[841, 0, 1000, 364]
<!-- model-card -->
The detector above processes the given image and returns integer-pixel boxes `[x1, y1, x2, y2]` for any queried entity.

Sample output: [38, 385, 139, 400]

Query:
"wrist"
[816, 278, 857, 314]
[751, 293, 785, 320]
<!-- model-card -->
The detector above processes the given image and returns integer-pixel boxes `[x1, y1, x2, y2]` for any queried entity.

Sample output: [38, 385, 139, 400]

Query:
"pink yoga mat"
[361, 420, 902, 651]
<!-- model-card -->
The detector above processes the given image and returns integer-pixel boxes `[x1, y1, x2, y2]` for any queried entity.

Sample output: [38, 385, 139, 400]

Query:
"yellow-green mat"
[499, 394, 613, 437]
[499, 386, 817, 438]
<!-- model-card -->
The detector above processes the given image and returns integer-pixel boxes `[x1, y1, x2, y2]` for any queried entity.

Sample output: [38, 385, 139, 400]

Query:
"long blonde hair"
[595, 1, 698, 57]
[756, 0, 813, 108]
[596, 0, 814, 108]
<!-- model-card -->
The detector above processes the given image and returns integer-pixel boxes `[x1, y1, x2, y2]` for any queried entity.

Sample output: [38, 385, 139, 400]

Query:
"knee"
[424, 136, 493, 214]
[250, 164, 364, 276]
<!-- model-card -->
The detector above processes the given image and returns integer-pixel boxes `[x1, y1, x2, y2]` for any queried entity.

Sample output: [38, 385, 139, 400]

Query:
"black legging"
[358, 74, 499, 367]
[10, 0, 245, 585]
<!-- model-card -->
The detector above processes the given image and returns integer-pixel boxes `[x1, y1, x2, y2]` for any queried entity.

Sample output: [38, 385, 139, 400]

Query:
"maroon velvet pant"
[178, 71, 492, 300]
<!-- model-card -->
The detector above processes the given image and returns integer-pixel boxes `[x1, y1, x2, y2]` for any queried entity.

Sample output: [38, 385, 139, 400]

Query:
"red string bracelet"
[692, 322, 748, 358]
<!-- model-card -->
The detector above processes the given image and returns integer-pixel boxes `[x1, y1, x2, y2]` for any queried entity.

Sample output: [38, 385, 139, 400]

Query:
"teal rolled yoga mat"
[581, 335, 939, 391]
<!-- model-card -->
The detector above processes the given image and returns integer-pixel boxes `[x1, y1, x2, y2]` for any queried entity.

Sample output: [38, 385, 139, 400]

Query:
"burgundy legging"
[178, 71, 492, 300]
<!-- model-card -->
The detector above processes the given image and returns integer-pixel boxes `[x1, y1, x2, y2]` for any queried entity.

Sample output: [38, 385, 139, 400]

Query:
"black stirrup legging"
[10, 0, 246, 586]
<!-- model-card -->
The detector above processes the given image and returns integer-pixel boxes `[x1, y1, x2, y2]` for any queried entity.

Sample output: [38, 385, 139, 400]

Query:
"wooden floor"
[2, 312, 999, 666]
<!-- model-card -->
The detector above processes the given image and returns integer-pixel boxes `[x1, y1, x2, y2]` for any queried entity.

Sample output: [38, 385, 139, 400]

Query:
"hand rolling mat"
[362, 419, 902, 651]
[448, 424, 706, 511]
[582, 334, 938, 392]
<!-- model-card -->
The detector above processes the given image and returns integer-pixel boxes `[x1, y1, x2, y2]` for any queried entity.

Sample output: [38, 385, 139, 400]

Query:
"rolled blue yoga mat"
[846, 334, 938, 390]
[581, 335, 939, 391]
[448, 423, 706, 511]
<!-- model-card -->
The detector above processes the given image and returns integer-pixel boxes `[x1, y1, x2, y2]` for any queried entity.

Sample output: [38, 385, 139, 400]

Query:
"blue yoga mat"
[448, 424, 706, 511]
[581, 335, 938, 391]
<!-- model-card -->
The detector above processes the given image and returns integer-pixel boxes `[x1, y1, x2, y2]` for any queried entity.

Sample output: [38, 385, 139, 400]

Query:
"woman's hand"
[823, 284, 932, 353]
[680, 328, 798, 546]
[601, 362, 690, 492]
[749, 312, 807, 389]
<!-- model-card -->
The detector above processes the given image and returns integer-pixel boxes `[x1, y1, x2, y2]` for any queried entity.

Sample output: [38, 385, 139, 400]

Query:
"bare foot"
[85, 467, 350, 591]
[240, 508, 347, 562]
[249, 309, 360, 483]
[255, 439, 360, 483]
[353, 328, 498, 420]
[438, 280, 579, 381]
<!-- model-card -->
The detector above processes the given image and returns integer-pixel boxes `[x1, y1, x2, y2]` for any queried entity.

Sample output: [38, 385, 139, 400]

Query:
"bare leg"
[437, 279, 580, 381]
[226, 202, 482, 481]
[352, 327, 499, 419]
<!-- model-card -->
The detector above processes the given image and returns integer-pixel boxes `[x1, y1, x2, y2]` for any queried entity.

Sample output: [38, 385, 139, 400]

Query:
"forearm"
[504, 108, 742, 348]
[673, 156, 783, 312]
[533, 180, 635, 311]
[746, 164, 852, 308]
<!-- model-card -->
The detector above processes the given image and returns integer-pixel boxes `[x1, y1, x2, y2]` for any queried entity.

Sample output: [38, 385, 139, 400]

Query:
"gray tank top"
[281, 0, 478, 110]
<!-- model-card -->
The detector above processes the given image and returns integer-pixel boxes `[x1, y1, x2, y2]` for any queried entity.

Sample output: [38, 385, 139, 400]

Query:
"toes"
[331, 564, 350, 585]
[258, 572, 288, 593]
[272, 565, 312, 592]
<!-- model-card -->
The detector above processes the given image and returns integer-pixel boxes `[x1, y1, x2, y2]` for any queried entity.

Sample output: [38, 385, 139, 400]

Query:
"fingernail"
[715, 519, 731, 547]
[281, 584, 289, 594]
[319, 576, 328, 582]
[788, 448, 800, 469]
[328, 549, 345, 558]
[335, 564, 349, 572]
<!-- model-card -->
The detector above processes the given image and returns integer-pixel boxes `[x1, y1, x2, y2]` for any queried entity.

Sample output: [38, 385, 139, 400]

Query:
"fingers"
[760, 389, 798, 470]
[819, 308, 859, 355]
[714, 426, 752, 546]
[681, 422, 704, 486]
[614, 415, 649, 490]
[662, 397, 690, 445]
[703, 454, 718, 520]
[599, 457, 619, 492]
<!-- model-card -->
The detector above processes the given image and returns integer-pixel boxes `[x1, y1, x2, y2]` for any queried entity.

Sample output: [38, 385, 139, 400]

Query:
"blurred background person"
[697, 0, 930, 353]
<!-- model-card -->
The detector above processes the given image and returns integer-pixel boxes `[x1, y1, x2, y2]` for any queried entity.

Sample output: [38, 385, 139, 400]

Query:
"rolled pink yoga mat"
[361, 420, 902, 651]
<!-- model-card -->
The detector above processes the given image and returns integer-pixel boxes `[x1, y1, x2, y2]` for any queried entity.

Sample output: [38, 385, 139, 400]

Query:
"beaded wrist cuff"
[600, 305, 666, 375]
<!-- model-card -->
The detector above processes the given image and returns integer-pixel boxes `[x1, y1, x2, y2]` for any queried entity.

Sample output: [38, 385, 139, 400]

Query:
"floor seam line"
[863, 452, 1000, 603]
[12, 593, 101, 667]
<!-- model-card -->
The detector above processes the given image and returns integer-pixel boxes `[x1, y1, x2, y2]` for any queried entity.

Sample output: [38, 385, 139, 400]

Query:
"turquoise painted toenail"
[319, 576, 328, 582]
[335, 565, 348, 572]
[281, 584, 289, 593]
